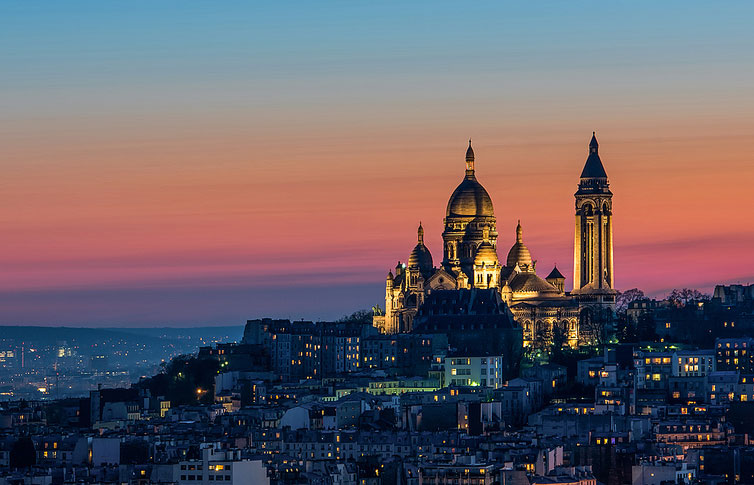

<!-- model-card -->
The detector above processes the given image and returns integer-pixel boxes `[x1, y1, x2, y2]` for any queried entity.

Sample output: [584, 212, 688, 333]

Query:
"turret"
[546, 266, 566, 294]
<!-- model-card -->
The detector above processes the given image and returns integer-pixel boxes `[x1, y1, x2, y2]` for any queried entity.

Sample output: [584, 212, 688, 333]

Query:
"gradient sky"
[2, 1, 753, 326]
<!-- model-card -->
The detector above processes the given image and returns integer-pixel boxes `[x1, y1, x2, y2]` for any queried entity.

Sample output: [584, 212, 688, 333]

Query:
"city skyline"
[2, 2, 754, 326]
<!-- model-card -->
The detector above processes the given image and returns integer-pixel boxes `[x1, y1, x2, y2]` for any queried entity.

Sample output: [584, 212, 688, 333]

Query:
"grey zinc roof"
[580, 133, 608, 179]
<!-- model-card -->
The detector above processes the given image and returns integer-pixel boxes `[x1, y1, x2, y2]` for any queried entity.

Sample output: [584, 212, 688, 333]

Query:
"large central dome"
[446, 178, 495, 218]
[445, 140, 495, 218]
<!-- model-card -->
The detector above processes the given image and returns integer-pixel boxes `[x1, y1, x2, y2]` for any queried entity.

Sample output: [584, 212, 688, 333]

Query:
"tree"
[616, 312, 637, 343]
[336, 309, 374, 324]
[551, 321, 569, 350]
[616, 288, 645, 312]
[579, 307, 613, 347]
[534, 322, 552, 349]
[138, 354, 220, 406]
[667, 288, 710, 308]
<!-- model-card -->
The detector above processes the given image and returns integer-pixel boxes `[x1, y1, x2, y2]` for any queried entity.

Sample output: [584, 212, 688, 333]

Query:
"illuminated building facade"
[374, 135, 617, 348]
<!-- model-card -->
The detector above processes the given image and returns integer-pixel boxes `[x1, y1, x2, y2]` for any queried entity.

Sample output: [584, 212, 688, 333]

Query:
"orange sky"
[1, 2, 753, 325]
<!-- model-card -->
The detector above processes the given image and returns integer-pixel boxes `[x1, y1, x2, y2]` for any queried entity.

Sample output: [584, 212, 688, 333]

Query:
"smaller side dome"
[407, 223, 433, 277]
[474, 242, 498, 266]
[474, 226, 498, 266]
[506, 220, 533, 269]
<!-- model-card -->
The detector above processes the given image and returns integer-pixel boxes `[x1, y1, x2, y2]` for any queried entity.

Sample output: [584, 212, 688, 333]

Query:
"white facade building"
[172, 447, 268, 485]
[444, 355, 504, 388]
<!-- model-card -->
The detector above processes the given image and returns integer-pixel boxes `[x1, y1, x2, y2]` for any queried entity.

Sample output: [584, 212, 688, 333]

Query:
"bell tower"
[573, 132, 615, 301]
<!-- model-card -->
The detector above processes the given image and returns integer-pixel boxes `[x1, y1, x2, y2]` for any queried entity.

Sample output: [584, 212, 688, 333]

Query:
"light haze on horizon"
[2, 1, 753, 326]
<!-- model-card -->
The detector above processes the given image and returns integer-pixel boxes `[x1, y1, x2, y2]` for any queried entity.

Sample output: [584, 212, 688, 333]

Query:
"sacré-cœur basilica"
[373, 134, 617, 349]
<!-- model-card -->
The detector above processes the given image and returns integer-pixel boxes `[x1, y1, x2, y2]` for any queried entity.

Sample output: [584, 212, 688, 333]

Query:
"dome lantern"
[465, 139, 475, 175]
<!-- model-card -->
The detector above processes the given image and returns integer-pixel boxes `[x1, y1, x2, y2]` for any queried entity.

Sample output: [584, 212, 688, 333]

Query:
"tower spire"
[589, 131, 598, 154]
[516, 220, 523, 243]
[465, 139, 475, 176]
[417, 222, 424, 244]
[580, 131, 608, 179]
